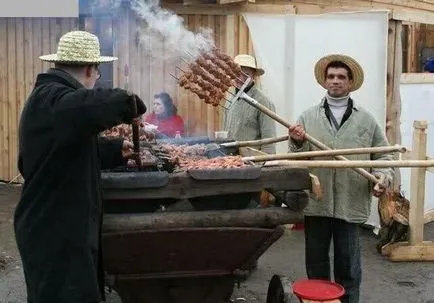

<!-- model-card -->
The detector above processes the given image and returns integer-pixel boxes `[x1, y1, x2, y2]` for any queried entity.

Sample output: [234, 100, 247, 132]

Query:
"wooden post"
[386, 120, 434, 262]
[409, 121, 427, 245]
[406, 23, 421, 73]
[386, 20, 403, 191]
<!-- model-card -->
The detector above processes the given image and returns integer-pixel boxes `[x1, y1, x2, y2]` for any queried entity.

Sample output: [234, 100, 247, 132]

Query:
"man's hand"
[132, 116, 143, 127]
[288, 124, 306, 142]
[373, 173, 387, 197]
[121, 140, 136, 160]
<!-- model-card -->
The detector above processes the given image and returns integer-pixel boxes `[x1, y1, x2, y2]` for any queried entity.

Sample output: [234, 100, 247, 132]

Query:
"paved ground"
[1, 183, 434, 303]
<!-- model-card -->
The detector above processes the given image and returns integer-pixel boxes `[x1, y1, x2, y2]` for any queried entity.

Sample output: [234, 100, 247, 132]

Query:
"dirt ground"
[1, 183, 434, 303]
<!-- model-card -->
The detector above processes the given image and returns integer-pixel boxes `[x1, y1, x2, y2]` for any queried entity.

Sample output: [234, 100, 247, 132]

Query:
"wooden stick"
[239, 93, 379, 183]
[8, 173, 22, 183]
[259, 159, 434, 168]
[102, 207, 304, 231]
[221, 135, 290, 148]
[242, 145, 407, 162]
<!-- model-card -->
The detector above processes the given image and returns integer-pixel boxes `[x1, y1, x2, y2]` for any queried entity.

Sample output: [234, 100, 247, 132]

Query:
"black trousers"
[304, 216, 362, 303]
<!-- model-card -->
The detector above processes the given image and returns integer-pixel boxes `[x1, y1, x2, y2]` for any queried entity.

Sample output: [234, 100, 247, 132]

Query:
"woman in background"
[144, 92, 185, 138]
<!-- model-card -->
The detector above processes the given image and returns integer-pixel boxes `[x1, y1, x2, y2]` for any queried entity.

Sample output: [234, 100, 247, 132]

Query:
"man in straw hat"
[223, 54, 276, 154]
[14, 30, 147, 303]
[288, 54, 394, 303]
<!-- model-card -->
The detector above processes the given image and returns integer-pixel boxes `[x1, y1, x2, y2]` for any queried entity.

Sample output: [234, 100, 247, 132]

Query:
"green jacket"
[223, 86, 276, 154]
[288, 99, 394, 223]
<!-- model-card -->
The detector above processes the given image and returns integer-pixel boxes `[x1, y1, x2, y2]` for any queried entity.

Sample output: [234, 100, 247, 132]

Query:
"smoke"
[94, 0, 215, 60]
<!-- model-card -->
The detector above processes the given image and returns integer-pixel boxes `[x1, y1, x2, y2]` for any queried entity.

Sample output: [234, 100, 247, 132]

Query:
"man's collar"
[320, 96, 359, 111]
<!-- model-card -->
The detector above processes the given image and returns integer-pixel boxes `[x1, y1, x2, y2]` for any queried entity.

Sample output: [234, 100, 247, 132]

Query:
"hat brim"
[39, 53, 118, 63]
[314, 54, 364, 92]
[239, 64, 265, 76]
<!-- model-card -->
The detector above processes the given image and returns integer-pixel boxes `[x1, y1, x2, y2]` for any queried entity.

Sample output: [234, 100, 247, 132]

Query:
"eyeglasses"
[96, 66, 101, 80]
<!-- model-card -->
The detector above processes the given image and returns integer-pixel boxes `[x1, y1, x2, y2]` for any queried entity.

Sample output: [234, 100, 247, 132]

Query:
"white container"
[144, 124, 158, 132]
[214, 131, 228, 140]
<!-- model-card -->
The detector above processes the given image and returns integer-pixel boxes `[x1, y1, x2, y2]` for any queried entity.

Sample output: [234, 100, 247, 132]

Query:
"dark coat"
[14, 68, 146, 303]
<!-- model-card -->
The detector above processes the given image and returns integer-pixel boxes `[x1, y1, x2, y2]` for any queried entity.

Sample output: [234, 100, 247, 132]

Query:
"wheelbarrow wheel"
[266, 275, 294, 303]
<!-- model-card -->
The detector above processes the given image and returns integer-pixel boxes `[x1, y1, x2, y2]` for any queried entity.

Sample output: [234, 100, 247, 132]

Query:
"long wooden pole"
[240, 93, 379, 183]
[102, 208, 304, 231]
[258, 159, 434, 168]
[221, 135, 289, 148]
[242, 145, 407, 162]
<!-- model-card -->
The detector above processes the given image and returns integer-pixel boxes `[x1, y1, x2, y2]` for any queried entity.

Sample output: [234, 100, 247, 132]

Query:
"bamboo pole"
[242, 145, 407, 162]
[221, 135, 289, 148]
[259, 159, 434, 168]
[239, 93, 379, 183]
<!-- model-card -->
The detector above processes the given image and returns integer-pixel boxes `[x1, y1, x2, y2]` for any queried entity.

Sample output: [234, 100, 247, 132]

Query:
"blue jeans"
[304, 216, 361, 303]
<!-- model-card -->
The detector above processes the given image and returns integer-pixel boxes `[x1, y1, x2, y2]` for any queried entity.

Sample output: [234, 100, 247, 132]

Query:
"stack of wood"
[376, 188, 410, 253]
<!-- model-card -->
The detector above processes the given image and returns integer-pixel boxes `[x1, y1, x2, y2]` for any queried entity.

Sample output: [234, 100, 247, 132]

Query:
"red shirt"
[144, 113, 185, 138]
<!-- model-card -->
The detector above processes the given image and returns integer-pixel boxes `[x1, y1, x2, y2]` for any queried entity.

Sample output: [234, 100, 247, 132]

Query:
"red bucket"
[292, 279, 345, 301]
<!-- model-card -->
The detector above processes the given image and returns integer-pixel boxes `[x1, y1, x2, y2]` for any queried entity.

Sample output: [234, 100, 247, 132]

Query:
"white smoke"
[94, 0, 215, 60]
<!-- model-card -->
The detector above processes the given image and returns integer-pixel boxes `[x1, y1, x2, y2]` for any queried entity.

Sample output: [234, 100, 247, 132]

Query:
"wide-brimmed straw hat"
[314, 54, 364, 92]
[39, 30, 117, 64]
[234, 54, 265, 76]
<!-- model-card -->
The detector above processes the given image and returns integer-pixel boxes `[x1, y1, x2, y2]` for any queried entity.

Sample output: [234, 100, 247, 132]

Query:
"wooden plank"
[49, 18, 61, 55]
[129, 17, 141, 98]
[409, 121, 428, 245]
[386, 21, 402, 149]
[392, 9, 434, 25]
[190, 15, 203, 136]
[7, 18, 16, 181]
[41, 19, 51, 72]
[217, 0, 247, 4]
[0, 18, 8, 181]
[401, 72, 434, 83]
[112, 17, 119, 88]
[238, 15, 248, 54]
[386, 20, 396, 145]
[117, 8, 129, 90]
[60, 18, 71, 36]
[205, 14, 215, 138]
[33, 18, 43, 75]
[389, 242, 434, 261]
[406, 23, 420, 73]
[102, 167, 311, 200]
[141, 22, 152, 105]
[103, 208, 304, 231]
[290, 0, 434, 12]
[14, 18, 25, 181]
[176, 15, 189, 136]
[163, 4, 296, 15]
[216, 15, 226, 131]
[24, 18, 34, 97]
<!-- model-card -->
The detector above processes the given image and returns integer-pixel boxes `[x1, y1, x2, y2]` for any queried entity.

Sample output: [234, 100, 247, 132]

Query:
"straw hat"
[314, 54, 364, 92]
[234, 54, 265, 76]
[39, 31, 117, 64]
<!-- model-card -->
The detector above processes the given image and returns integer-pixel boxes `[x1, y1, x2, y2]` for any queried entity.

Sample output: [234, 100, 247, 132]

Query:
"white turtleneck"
[326, 93, 350, 129]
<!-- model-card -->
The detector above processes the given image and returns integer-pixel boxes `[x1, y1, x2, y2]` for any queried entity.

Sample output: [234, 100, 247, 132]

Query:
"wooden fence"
[0, 11, 254, 181]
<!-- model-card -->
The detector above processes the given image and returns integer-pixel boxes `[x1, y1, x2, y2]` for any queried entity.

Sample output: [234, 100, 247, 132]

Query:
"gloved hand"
[126, 90, 147, 116]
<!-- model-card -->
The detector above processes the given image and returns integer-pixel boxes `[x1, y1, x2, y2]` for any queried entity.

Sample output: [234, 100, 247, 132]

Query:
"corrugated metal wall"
[0, 11, 254, 181]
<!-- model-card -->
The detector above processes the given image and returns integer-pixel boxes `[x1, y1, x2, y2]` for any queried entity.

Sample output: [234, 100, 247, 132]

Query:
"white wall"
[0, 0, 78, 17]
[244, 11, 389, 154]
[244, 10, 389, 227]
[400, 83, 434, 213]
